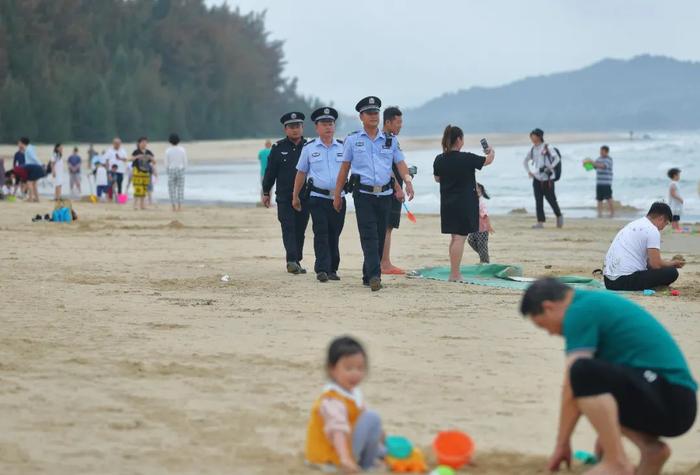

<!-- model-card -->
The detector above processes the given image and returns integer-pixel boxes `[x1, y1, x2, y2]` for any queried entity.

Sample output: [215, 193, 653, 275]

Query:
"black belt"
[357, 180, 393, 193]
[309, 184, 331, 196]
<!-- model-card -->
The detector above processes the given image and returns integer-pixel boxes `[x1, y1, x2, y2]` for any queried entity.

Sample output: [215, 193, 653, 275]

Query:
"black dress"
[433, 151, 486, 235]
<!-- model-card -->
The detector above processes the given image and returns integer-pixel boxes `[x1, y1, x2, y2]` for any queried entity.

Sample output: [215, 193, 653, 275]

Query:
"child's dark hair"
[600, 145, 610, 153]
[667, 168, 681, 179]
[477, 182, 490, 200]
[327, 336, 366, 369]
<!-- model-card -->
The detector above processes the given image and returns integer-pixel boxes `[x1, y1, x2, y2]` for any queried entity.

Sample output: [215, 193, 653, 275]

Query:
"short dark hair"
[530, 128, 544, 139]
[326, 336, 367, 369]
[73, 147, 78, 152]
[137, 136, 148, 144]
[20, 137, 30, 145]
[667, 168, 680, 180]
[647, 202, 672, 222]
[520, 278, 570, 317]
[600, 145, 609, 152]
[383, 106, 402, 125]
[169, 133, 180, 145]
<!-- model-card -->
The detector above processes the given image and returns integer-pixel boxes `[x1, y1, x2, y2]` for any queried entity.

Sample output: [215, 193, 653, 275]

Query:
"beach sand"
[0, 132, 621, 165]
[0, 201, 698, 475]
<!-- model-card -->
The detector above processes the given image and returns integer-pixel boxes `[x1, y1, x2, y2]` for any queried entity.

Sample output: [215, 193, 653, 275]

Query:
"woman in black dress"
[433, 125, 495, 281]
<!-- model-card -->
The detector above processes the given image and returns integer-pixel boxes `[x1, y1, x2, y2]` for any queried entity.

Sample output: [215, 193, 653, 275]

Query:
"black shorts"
[596, 184, 612, 201]
[388, 197, 401, 229]
[570, 358, 696, 437]
[672, 215, 681, 222]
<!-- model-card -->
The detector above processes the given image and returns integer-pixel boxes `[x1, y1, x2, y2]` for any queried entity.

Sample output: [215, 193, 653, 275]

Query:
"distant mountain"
[403, 55, 700, 135]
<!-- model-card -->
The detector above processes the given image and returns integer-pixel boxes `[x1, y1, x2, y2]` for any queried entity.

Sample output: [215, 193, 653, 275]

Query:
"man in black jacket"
[262, 112, 310, 274]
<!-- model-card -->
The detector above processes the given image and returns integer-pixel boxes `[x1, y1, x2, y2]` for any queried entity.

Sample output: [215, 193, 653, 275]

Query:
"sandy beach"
[0, 199, 698, 475]
[0, 132, 622, 165]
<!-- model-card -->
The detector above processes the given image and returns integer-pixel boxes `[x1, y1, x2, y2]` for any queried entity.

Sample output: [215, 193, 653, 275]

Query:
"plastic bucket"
[433, 430, 474, 469]
[385, 435, 413, 459]
[117, 194, 128, 204]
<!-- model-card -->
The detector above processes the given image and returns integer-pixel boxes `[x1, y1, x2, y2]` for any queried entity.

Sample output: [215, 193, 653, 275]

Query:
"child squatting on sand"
[305, 336, 383, 473]
[467, 183, 494, 264]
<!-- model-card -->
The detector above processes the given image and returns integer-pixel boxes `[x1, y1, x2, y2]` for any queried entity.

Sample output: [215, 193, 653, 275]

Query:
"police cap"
[311, 106, 338, 123]
[355, 96, 381, 113]
[280, 112, 305, 126]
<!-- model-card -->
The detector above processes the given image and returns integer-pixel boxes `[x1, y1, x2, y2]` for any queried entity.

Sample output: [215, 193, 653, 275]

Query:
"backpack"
[545, 145, 562, 181]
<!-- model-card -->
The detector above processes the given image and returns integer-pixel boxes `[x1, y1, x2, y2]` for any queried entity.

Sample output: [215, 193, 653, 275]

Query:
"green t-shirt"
[258, 148, 271, 176]
[563, 290, 697, 391]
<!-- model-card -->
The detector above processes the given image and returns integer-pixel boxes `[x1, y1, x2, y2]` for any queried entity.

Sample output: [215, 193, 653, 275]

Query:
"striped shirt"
[595, 156, 613, 185]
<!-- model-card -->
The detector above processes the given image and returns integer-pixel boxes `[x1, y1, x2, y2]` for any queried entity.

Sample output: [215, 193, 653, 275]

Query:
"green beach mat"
[409, 264, 604, 290]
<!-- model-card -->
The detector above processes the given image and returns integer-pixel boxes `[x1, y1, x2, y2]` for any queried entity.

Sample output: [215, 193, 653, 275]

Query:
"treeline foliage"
[0, 0, 316, 143]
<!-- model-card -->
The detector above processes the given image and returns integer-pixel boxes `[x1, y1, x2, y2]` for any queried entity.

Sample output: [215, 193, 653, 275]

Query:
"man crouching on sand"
[520, 278, 697, 475]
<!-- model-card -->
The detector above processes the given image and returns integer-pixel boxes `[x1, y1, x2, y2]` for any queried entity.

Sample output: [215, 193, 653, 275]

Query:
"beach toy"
[574, 450, 598, 465]
[429, 466, 455, 475]
[642, 289, 656, 296]
[386, 435, 413, 460]
[432, 430, 474, 469]
[386, 447, 427, 473]
[89, 194, 97, 203]
[583, 160, 595, 171]
[220, 274, 230, 283]
[403, 203, 417, 223]
[671, 289, 680, 297]
[117, 193, 128, 204]
[7, 195, 16, 202]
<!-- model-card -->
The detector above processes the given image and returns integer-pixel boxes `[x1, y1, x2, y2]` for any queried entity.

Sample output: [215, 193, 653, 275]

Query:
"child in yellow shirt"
[305, 336, 383, 473]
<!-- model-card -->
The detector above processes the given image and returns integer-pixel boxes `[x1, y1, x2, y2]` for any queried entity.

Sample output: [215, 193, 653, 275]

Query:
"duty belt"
[309, 184, 331, 196]
[357, 180, 393, 193]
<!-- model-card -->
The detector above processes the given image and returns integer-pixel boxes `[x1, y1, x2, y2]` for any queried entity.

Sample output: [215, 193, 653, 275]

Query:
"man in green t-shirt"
[520, 278, 696, 475]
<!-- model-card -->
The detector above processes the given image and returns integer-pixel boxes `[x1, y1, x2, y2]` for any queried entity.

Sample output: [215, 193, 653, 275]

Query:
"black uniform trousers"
[532, 179, 562, 222]
[353, 192, 391, 283]
[276, 200, 310, 264]
[308, 196, 346, 274]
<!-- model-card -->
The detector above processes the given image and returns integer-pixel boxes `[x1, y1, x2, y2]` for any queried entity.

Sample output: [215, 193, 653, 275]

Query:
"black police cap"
[311, 107, 338, 123]
[280, 112, 305, 126]
[355, 96, 381, 113]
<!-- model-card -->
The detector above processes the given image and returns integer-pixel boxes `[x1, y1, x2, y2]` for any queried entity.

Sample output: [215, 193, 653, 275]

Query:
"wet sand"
[0, 201, 698, 474]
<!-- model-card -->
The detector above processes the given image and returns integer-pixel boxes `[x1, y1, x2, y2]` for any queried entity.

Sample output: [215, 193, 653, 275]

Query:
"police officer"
[333, 96, 415, 291]
[292, 107, 346, 283]
[262, 112, 310, 274]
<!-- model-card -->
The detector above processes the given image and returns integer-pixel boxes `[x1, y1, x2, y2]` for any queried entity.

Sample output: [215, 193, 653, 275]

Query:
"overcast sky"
[207, 0, 700, 112]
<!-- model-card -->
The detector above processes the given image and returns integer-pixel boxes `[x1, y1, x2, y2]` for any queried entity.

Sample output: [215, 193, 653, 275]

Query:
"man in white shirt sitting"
[604, 202, 685, 291]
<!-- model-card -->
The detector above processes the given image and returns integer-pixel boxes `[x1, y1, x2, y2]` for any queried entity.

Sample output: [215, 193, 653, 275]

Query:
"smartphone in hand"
[480, 138, 489, 152]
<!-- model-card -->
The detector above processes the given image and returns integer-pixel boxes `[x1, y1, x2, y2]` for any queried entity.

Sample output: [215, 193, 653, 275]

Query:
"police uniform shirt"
[342, 130, 405, 196]
[296, 138, 345, 199]
[262, 136, 307, 201]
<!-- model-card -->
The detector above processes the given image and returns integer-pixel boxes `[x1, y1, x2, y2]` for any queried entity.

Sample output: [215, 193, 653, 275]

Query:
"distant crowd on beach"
[1, 135, 188, 212]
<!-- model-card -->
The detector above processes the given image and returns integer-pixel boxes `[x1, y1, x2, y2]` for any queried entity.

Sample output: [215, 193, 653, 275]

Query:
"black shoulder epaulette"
[348, 130, 360, 136]
[274, 138, 286, 146]
[305, 138, 316, 145]
[336, 138, 344, 144]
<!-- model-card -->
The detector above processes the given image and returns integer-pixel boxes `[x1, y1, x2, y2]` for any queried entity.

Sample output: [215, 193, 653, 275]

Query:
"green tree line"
[0, 0, 317, 143]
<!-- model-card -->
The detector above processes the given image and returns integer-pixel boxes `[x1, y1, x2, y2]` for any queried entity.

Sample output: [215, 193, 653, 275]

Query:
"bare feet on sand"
[448, 274, 463, 282]
[637, 440, 671, 475]
[584, 460, 634, 475]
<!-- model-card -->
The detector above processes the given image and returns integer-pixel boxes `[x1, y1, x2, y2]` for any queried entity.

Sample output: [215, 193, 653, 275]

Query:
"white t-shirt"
[668, 181, 683, 215]
[604, 217, 661, 280]
[165, 145, 188, 170]
[95, 167, 108, 186]
[104, 147, 128, 174]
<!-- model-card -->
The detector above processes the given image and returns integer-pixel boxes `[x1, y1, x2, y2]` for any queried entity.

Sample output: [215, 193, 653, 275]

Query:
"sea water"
[147, 132, 699, 220]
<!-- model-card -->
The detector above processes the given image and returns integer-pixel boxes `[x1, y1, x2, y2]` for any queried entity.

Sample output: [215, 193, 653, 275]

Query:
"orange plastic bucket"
[433, 430, 474, 469]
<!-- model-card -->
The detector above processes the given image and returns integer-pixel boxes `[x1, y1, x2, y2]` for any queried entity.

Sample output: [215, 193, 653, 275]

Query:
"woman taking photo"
[433, 125, 495, 281]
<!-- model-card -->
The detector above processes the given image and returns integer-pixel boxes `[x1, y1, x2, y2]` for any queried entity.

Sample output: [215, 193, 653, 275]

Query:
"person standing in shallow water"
[262, 112, 310, 275]
[433, 125, 495, 282]
[524, 128, 563, 229]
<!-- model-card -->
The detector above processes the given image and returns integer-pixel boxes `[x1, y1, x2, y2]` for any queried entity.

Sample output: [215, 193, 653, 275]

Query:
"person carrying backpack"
[523, 128, 563, 229]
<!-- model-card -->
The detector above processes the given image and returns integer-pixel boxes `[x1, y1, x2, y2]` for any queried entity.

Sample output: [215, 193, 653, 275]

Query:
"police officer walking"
[333, 96, 415, 291]
[292, 107, 346, 283]
[262, 112, 310, 274]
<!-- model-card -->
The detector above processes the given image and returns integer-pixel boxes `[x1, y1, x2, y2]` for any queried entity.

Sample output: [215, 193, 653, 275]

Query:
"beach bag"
[51, 207, 73, 222]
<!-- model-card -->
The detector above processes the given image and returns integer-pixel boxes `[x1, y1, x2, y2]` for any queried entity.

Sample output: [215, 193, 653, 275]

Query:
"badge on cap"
[369, 98, 375, 104]
[324, 108, 329, 114]
[291, 113, 297, 119]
